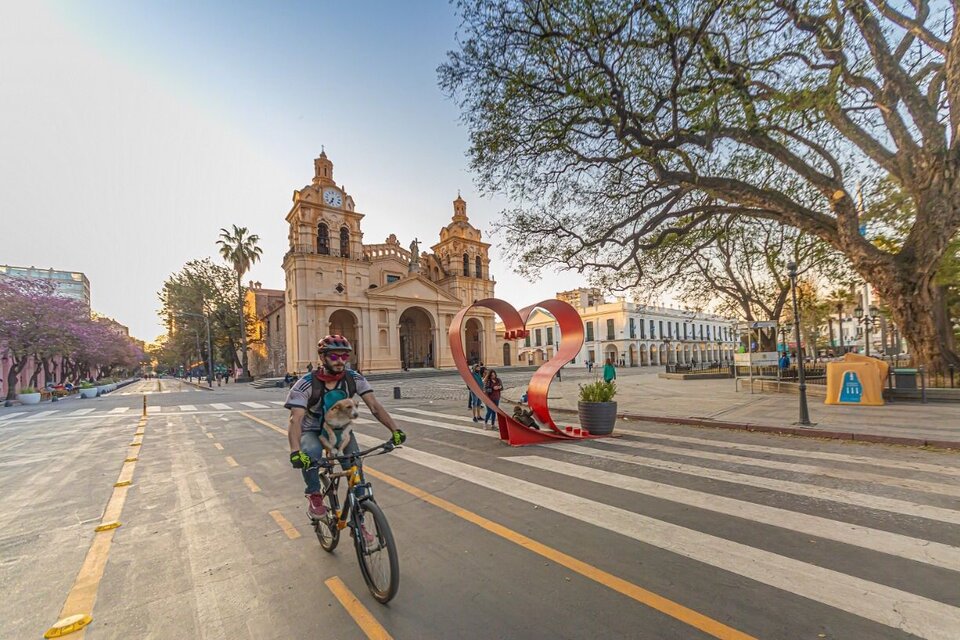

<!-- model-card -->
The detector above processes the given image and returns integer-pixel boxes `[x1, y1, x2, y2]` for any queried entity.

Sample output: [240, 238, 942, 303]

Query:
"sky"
[0, 1, 587, 341]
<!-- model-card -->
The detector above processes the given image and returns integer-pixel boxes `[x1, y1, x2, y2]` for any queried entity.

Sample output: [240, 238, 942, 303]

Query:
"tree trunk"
[42, 357, 53, 387]
[5, 356, 28, 400]
[866, 264, 960, 374]
[29, 357, 42, 388]
[237, 273, 250, 379]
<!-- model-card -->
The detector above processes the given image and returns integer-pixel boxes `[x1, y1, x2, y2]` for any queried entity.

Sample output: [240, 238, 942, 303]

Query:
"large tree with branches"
[440, 0, 960, 371]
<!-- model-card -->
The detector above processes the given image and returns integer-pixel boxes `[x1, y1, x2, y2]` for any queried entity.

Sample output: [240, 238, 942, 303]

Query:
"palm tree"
[217, 225, 263, 380]
[826, 286, 859, 353]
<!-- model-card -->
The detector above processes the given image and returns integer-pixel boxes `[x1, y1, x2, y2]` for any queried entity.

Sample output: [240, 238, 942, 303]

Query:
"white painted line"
[355, 433, 960, 640]
[269, 401, 285, 406]
[0, 412, 27, 422]
[509, 455, 960, 571]
[30, 411, 60, 419]
[546, 443, 960, 525]
[69, 408, 96, 416]
[594, 436, 960, 498]
[108, 407, 130, 414]
[381, 412, 498, 438]
[240, 402, 268, 409]
[210, 403, 231, 411]
[179, 405, 197, 412]
[616, 427, 960, 478]
[147, 406, 161, 414]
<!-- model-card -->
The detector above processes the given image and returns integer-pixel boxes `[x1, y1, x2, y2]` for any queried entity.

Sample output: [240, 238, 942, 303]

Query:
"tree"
[441, 0, 960, 371]
[217, 225, 262, 380]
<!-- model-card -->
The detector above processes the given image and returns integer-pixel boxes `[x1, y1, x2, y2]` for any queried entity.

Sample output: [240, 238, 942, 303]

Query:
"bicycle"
[309, 439, 400, 603]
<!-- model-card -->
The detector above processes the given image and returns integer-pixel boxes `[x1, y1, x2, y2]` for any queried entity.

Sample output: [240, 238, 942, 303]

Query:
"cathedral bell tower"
[313, 150, 335, 187]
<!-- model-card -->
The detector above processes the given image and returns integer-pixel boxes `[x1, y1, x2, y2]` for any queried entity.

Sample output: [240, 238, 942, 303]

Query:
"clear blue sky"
[0, 1, 585, 341]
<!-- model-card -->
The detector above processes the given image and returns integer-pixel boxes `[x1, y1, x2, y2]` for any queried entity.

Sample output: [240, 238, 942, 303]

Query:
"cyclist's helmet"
[318, 334, 353, 354]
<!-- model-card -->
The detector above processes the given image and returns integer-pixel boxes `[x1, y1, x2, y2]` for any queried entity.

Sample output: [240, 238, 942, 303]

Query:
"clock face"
[323, 188, 342, 207]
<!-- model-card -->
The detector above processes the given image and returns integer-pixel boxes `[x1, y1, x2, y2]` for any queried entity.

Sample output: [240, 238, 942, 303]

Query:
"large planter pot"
[578, 401, 618, 435]
[80, 388, 98, 399]
[17, 393, 41, 405]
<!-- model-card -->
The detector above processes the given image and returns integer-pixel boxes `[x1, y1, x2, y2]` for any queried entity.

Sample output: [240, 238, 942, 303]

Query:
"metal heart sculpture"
[449, 298, 595, 446]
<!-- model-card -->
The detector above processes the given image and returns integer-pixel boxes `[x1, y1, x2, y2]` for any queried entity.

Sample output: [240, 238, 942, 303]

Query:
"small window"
[535, 329, 542, 346]
[606, 319, 615, 340]
[340, 226, 350, 258]
[586, 322, 594, 342]
[546, 327, 553, 345]
[629, 318, 636, 339]
[463, 253, 470, 277]
[524, 334, 531, 347]
[386, 274, 400, 284]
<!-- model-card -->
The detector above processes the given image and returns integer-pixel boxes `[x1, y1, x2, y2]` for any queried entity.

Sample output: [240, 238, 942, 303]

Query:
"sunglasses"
[325, 353, 351, 362]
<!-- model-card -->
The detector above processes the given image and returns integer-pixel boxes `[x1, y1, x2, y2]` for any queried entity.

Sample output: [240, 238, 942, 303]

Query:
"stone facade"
[282, 153, 496, 373]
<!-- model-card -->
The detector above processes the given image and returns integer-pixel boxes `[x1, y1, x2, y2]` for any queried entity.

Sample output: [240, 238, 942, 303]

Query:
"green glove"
[391, 430, 406, 446]
[290, 450, 311, 469]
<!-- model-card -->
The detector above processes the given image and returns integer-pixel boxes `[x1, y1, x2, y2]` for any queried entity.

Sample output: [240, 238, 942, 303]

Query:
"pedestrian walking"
[483, 369, 503, 428]
[603, 358, 617, 383]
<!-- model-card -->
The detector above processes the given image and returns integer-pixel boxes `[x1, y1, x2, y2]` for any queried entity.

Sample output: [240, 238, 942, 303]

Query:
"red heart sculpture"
[449, 298, 595, 446]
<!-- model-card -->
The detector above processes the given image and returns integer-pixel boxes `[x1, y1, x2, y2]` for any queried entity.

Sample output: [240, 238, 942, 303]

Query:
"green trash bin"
[893, 368, 918, 390]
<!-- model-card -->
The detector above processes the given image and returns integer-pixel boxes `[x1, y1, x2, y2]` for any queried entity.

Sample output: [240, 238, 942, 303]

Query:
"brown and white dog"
[321, 397, 360, 457]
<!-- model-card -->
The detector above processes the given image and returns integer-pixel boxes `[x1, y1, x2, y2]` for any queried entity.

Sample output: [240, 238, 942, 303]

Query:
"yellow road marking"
[269, 510, 301, 539]
[206, 432, 214, 439]
[325, 576, 393, 640]
[225, 456, 238, 467]
[45, 419, 148, 638]
[241, 411, 287, 435]
[213, 442, 224, 450]
[243, 477, 261, 493]
[245, 415, 755, 640]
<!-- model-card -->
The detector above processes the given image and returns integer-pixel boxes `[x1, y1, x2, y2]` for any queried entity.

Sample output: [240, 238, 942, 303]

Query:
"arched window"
[340, 226, 350, 258]
[463, 253, 470, 277]
[475, 256, 482, 279]
[317, 223, 329, 255]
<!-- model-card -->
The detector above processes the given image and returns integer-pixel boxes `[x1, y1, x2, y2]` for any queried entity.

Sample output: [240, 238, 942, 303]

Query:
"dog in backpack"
[321, 397, 360, 458]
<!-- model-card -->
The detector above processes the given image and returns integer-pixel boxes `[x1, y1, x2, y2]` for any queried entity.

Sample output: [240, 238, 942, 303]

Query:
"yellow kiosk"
[825, 353, 888, 406]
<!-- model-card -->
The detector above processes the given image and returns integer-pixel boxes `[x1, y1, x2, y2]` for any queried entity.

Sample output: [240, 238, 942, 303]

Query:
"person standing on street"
[603, 358, 617, 383]
[470, 364, 484, 422]
[482, 369, 503, 429]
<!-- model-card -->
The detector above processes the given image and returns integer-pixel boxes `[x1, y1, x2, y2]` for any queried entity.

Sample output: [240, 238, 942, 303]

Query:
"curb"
[503, 395, 960, 451]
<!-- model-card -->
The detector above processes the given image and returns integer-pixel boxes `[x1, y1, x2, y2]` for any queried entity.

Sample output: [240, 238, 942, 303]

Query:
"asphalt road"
[2, 377, 959, 640]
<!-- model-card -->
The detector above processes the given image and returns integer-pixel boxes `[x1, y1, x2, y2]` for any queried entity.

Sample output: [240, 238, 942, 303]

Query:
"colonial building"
[496, 288, 738, 368]
[244, 281, 285, 377]
[282, 153, 496, 373]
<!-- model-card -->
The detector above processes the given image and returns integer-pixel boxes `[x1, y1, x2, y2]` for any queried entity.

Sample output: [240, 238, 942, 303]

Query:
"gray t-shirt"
[284, 371, 373, 431]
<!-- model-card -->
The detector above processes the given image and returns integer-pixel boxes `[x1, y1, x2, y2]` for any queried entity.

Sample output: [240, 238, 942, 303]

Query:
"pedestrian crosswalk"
[0, 400, 288, 423]
[357, 407, 960, 640]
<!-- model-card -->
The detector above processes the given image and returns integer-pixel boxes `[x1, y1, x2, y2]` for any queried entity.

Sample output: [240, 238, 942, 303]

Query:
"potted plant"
[79, 382, 98, 399]
[17, 386, 41, 405]
[578, 380, 618, 435]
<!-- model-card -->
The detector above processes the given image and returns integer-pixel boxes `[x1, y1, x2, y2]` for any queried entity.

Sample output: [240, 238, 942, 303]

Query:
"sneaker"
[307, 493, 327, 519]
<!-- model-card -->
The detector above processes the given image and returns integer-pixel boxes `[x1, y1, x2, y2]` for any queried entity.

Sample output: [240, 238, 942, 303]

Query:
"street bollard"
[393, 386, 401, 400]
[142, 395, 147, 417]
[919, 366, 927, 404]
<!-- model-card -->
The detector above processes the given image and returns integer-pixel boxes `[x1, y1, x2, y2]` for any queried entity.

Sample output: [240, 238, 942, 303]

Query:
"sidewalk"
[503, 369, 960, 450]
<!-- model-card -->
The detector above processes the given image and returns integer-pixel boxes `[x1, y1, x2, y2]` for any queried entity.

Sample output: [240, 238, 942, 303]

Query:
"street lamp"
[853, 304, 879, 357]
[178, 311, 214, 388]
[777, 326, 790, 355]
[787, 262, 813, 426]
[663, 337, 672, 366]
[836, 303, 846, 355]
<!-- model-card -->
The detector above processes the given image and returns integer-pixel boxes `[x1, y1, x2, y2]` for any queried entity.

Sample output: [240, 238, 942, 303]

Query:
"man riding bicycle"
[285, 334, 405, 519]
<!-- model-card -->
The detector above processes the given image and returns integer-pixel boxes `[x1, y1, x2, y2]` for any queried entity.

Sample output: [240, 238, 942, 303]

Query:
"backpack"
[307, 372, 358, 423]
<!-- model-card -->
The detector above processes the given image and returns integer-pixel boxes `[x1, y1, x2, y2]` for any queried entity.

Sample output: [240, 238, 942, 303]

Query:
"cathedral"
[282, 152, 497, 373]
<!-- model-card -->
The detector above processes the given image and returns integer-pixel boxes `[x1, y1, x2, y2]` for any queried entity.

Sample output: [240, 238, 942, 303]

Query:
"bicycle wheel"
[314, 475, 340, 552]
[353, 500, 399, 603]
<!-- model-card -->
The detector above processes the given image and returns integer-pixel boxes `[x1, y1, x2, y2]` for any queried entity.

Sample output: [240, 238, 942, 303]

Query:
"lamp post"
[787, 262, 813, 426]
[778, 326, 790, 356]
[663, 337, 672, 367]
[836, 303, 845, 355]
[179, 311, 213, 388]
[853, 304, 879, 357]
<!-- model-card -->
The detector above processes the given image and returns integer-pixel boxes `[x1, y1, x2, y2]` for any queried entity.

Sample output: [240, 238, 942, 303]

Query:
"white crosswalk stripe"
[69, 408, 96, 415]
[353, 431, 960, 640]
[548, 441, 960, 525]
[31, 411, 59, 419]
[269, 401, 285, 406]
[147, 406, 161, 414]
[179, 405, 197, 412]
[508, 455, 960, 571]
[240, 402, 268, 409]
[0, 412, 28, 422]
[108, 407, 130, 414]
[210, 403, 231, 411]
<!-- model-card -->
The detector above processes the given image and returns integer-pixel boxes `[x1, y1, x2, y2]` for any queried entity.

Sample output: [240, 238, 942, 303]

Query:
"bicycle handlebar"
[313, 440, 398, 468]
